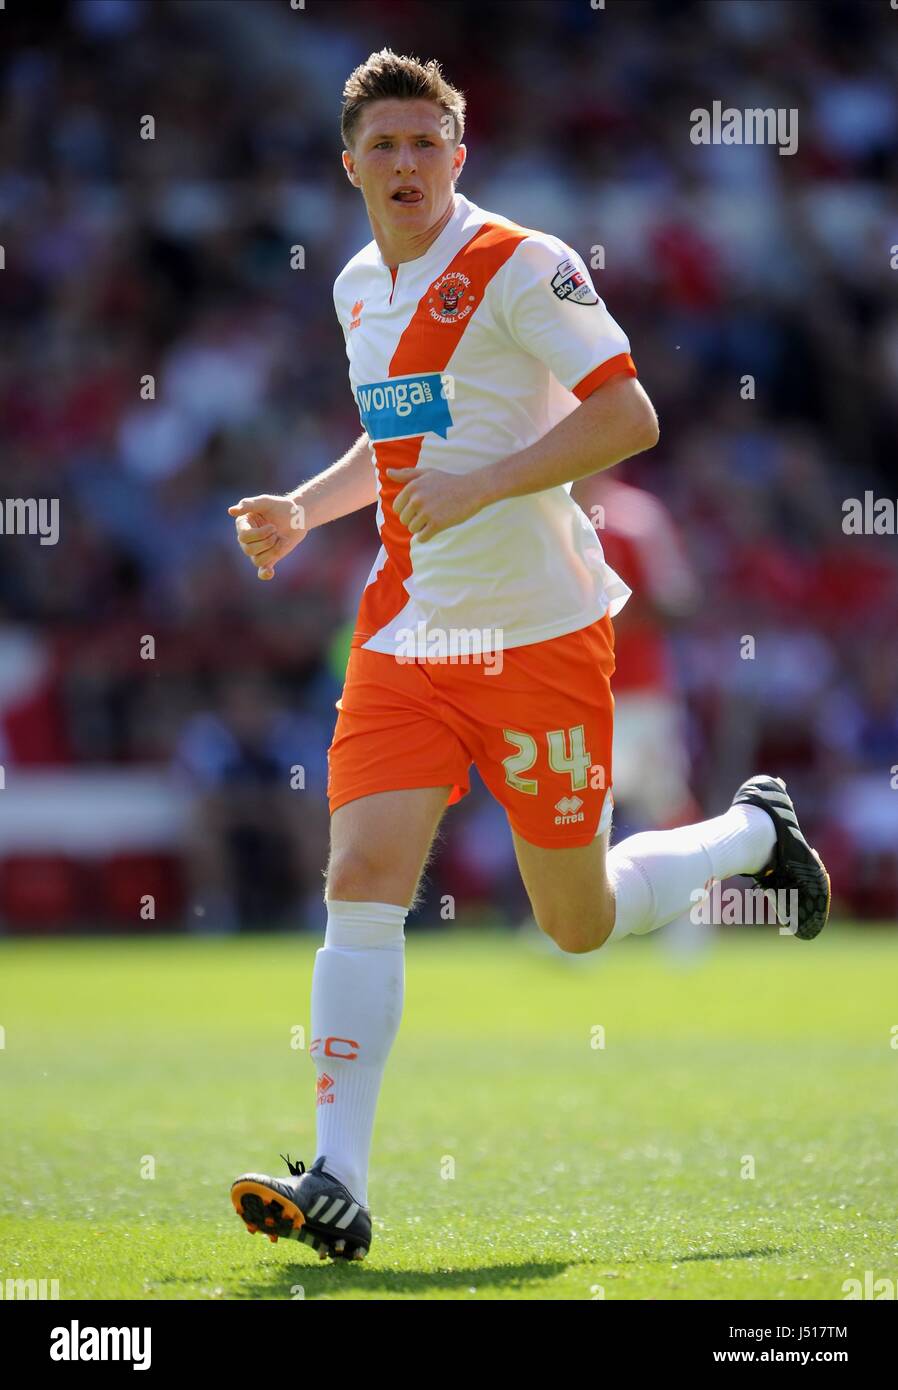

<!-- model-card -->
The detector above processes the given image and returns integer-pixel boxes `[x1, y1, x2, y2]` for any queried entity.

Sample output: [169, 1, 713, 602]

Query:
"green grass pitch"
[1, 925, 896, 1301]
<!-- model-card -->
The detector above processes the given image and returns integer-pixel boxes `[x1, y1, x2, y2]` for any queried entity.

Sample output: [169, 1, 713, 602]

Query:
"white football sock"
[310, 900, 406, 1206]
[608, 804, 775, 941]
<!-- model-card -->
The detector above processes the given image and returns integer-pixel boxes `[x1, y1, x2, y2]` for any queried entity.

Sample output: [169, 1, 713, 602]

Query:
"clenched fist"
[385, 466, 488, 543]
[228, 494, 308, 580]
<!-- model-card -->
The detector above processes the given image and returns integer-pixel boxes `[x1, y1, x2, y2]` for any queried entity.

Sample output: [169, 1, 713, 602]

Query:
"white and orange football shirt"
[333, 192, 637, 656]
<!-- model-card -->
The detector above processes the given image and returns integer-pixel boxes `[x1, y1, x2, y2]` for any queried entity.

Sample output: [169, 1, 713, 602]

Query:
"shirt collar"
[376, 191, 472, 273]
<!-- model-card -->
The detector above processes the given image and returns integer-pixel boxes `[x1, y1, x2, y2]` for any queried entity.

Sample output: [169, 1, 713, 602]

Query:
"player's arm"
[476, 374, 658, 505]
[289, 432, 378, 528]
[228, 432, 376, 581]
[388, 376, 658, 543]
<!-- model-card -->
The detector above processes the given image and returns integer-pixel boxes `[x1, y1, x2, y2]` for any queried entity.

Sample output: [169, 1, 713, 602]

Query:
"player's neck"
[371, 192, 457, 269]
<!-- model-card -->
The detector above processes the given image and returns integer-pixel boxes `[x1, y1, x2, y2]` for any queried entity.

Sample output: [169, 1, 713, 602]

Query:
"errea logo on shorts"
[555, 795, 585, 826]
[356, 373, 454, 442]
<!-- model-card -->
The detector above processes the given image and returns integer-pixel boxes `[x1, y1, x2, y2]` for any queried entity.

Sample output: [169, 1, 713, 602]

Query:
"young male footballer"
[228, 51, 830, 1262]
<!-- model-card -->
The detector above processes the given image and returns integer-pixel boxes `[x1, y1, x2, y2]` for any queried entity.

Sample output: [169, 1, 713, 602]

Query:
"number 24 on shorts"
[502, 725, 605, 796]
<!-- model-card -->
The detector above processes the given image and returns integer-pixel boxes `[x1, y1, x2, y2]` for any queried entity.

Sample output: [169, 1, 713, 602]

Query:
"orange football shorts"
[326, 612, 616, 849]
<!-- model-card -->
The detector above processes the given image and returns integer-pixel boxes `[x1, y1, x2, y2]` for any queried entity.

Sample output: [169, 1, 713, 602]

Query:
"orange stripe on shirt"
[572, 352, 637, 401]
[354, 221, 529, 648]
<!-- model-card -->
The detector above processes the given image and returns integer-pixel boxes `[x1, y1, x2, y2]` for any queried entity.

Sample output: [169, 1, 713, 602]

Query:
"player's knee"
[325, 845, 402, 903]
[535, 892, 615, 954]
[550, 925, 596, 954]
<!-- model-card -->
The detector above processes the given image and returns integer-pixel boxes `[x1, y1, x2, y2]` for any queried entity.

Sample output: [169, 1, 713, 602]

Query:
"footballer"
[228, 50, 830, 1261]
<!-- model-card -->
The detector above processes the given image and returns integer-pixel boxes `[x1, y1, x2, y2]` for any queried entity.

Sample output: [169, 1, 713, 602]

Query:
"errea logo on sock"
[50, 1322, 151, 1371]
[317, 1073, 335, 1106]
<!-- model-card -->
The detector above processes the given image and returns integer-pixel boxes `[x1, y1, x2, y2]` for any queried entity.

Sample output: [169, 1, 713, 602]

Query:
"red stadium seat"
[99, 853, 184, 926]
[0, 855, 84, 930]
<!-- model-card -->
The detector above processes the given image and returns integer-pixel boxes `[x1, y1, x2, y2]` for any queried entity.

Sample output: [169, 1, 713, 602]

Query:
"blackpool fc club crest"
[427, 271, 477, 324]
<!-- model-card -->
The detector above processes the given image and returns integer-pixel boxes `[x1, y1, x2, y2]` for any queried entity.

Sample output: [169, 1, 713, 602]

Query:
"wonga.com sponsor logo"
[356, 373, 454, 442]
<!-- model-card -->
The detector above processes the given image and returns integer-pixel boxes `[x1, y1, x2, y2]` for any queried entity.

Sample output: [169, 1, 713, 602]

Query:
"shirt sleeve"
[499, 235, 637, 398]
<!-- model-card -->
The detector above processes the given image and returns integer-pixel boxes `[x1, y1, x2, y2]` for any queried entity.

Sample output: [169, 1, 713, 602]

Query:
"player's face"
[343, 99, 465, 238]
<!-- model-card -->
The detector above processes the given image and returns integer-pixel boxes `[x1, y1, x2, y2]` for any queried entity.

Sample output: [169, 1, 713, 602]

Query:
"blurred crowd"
[1, 0, 896, 928]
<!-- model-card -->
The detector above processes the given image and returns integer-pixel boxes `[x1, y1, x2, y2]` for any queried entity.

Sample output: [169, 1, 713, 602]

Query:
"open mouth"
[391, 187, 424, 204]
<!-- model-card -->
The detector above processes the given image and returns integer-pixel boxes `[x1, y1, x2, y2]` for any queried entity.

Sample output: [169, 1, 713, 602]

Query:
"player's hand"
[227, 494, 309, 581]
[385, 466, 486, 543]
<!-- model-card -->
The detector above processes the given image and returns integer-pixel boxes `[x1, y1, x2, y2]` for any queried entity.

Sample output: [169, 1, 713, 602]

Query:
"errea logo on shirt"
[356, 372, 455, 442]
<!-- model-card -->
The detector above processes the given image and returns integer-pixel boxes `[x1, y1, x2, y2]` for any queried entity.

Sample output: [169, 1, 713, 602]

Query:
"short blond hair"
[341, 48, 466, 149]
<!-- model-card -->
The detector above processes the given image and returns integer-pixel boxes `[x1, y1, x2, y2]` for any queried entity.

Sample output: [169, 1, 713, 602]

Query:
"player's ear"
[451, 143, 466, 184]
[342, 150, 362, 188]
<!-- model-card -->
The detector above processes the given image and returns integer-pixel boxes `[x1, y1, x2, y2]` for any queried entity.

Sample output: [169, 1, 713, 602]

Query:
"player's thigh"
[512, 826, 614, 954]
[462, 614, 615, 883]
[326, 785, 452, 907]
